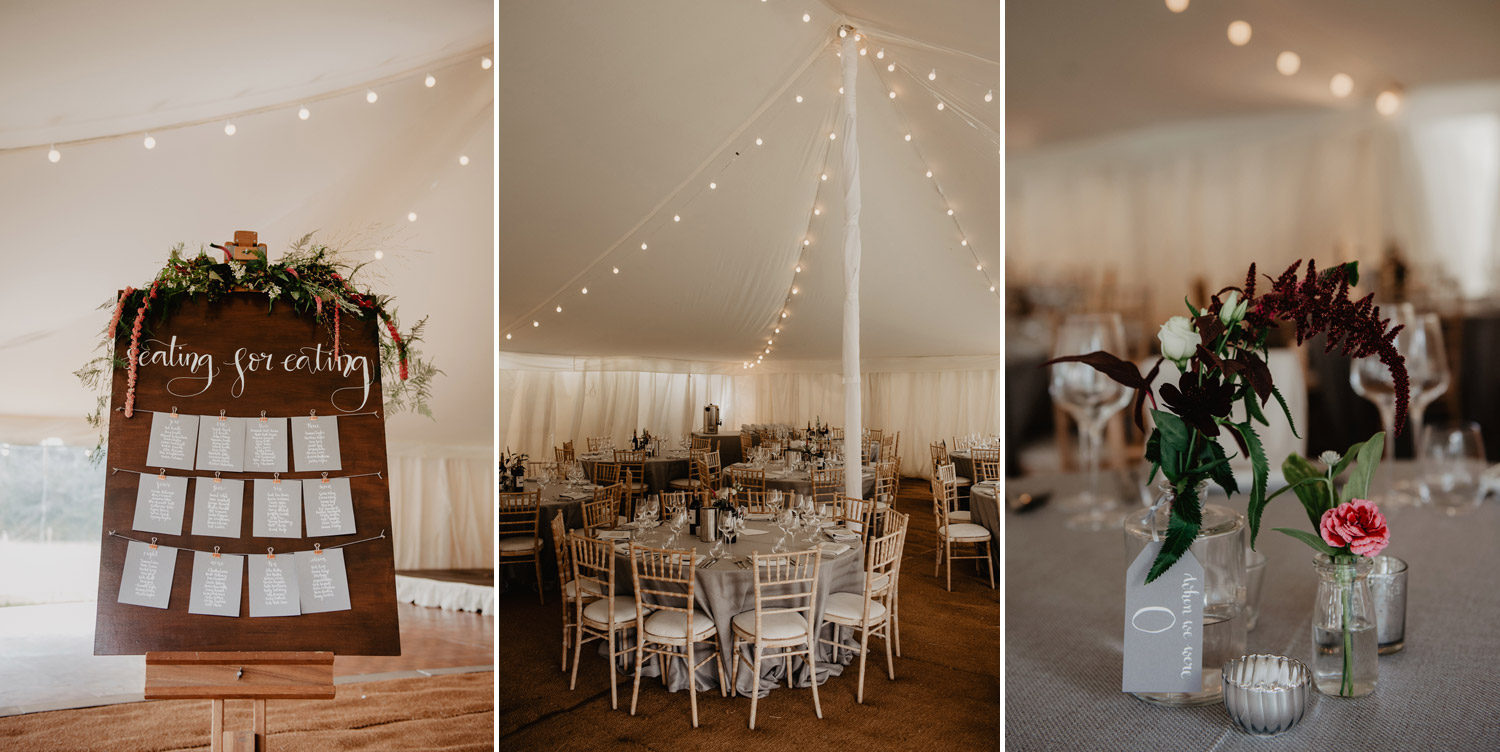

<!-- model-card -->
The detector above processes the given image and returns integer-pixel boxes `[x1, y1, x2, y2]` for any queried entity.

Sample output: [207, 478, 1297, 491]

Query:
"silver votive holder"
[1370, 555, 1408, 654]
[1244, 548, 1268, 631]
[1222, 655, 1312, 736]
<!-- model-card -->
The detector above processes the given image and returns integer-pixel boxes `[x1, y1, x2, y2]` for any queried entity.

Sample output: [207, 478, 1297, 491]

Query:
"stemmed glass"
[1049, 313, 1133, 531]
[772, 509, 794, 553]
[1351, 307, 1449, 506]
[666, 509, 689, 546]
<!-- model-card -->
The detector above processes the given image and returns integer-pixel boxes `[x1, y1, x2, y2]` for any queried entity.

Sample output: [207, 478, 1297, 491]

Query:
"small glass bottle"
[1310, 554, 1378, 697]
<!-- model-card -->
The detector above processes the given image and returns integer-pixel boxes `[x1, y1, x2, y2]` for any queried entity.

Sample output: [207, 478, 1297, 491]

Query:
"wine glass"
[1420, 421, 1486, 515]
[772, 509, 794, 553]
[667, 510, 688, 546]
[1049, 313, 1133, 531]
[718, 512, 736, 549]
[1351, 307, 1449, 505]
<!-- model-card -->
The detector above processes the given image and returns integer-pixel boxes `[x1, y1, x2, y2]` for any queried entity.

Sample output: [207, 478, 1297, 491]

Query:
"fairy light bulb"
[481, 57, 492, 70]
[905, 133, 912, 141]
[366, 90, 379, 103]
[926, 170, 933, 178]
[1376, 89, 1402, 116]
[829, 132, 837, 140]
[459, 155, 470, 166]
[774, 327, 781, 334]
[876, 49, 885, 59]
[947, 208, 954, 216]
[755, 137, 764, 146]
[506, 333, 512, 340]
[1276, 51, 1301, 76]
[791, 286, 799, 294]
[425, 74, 436, 87]
[532, 320, 539, 327]
[1330, 73, 1354, 98]
[407, 212, 417, 222]
[838, 27, 847, 38]
[839, 87, 845, 94]
[781, 311, 788, 318]
[673, 214, 681, 222]
[641, 242, 648, 250]
[764, 347, 771, 354]
[976, 264, 983, 271]
[613, 267, 620, 274]
[937, 102, 945, 110]
[887, 63, 895, 72]
[795, 95, 804, 103]
[859, 48, 867, 56]
[768, 339, 774, 345]
[47, 146, 61, 163]
[804, 238, 812, 246]
[928, 69, 936, 81]
[298, 106, 311, 120]
[990, 285, 997, 292]
[143, 134, 156, 149]
[581, 287, 588, 294]
[710, 181, 717, 189]
[890, 91, 897, 99]
[961, 239, 968, 246]
[802, 13, 810, 22]
[1227, 21, 1251, 46]
[1165, 0, 1189, 11]
[224, 122, 236, 136]
[555, 305, 563, 313]
[813, 208, 821, 215]
[374, 250, 385, 260]
[820, 173, 829, 181]
[985, 89, 994, 102]
[795, 265, 802, 273]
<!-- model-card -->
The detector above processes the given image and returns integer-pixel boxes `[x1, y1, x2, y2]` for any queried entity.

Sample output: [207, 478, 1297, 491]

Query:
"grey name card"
[145, 412, 199, 470]
[252, 479, 302, 539]
[1122, 542, 1204, 693]
[188, 551, 244, 617]
[195, 415, 245, 472]
[302, 478, 356, 536]
[242, 417, 289, 473]
[290, 415, 341, 472]
[118, 540, 177, 609]
[132, 473, 188, 535]
[190, 477, 245, 538]
[248, 553, 301, 617]
[295, 548, 352, 614]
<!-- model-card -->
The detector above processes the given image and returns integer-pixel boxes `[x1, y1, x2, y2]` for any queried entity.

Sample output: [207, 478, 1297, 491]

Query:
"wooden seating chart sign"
[95, 292, 400, 655]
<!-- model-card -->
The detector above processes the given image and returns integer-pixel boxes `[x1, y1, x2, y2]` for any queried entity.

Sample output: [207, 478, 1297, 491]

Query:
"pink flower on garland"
[106, 286, 135, 339]
[1319, 498, 1389, 557]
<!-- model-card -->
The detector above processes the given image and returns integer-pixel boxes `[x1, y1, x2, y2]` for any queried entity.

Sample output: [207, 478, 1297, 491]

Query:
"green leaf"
[1183, 297, 1201, 317]
[1228, 422, 1269, 547]
[1199, 440, 1238, 498]
[1329, 437, 1365, 481]
[1270, 385, 1300, 439]
[1274, 527, 1341, 557]
[1146, 483, 1202, 583]
[1340, 260, 1360, 287]
[1244, 388, 1269, 427]
[1341, 432, 1385, 503]
[1282, 454, 1332, 530]
[1151, 410, 1191, 477]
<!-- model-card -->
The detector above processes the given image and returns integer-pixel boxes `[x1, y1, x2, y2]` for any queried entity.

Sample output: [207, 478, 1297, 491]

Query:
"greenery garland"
[76, 233, 439, 454]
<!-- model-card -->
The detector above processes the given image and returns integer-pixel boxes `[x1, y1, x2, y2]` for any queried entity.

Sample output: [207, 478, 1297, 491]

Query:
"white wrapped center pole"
[838, 28, 864, 502]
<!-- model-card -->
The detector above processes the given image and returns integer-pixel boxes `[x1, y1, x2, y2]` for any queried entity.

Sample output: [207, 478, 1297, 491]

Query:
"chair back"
[555, 444, 576, 464]
[724, 466, 765, 494]
[614, 448, 647, 463]
[740, 432, 754, 455]
[583, 485, 621, 533]
[832, 495, 874, 537]
[810, 467, 843, 506]
[691, 435, 712, 452]
[702, 451, 723, 489]
[870, 507, 910, 543]
[587, 436, 613, 453]
[864, 428, 883, 442]
[931, 465, 960, 528]
[499, 490, 541, 541]
[736, 489, 773, 515]
[659, 490, 695, 519]
[971, 448, 1001, 483]
[749, 549, 822, 638]
[594, 462, 621, 486]
[873, 461, 898, 506]
[864, 522, 904, 599]
[528, 460, 560, 480]
[929, 441, 950, 475]
[550, 511, 572, 589]
[628, 544, 697, 623]
[570, 532, 619, 617]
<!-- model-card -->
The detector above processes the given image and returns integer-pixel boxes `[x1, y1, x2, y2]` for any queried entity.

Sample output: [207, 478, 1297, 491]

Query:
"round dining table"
[723, 461, 877, 498]
[969, 480, 1000, 566]
[598, 521, 867, 698]
[578, 451, 690, 493]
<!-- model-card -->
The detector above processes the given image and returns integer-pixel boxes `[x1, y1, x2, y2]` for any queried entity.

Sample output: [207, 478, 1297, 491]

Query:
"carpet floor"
[498, 478, 1000, 751]
[0, 671, 493, 751]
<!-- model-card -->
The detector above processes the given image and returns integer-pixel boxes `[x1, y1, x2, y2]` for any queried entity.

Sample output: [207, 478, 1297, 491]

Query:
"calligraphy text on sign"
[134, 336, 373, 409]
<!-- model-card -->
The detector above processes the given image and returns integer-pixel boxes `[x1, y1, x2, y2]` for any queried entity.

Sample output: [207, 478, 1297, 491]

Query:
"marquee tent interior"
[500, 0, 1001, 479]
[0, 2, 495, 742]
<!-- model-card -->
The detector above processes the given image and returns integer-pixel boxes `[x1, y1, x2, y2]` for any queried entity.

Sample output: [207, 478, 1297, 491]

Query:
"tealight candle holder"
[1222, 654, 1312, 736]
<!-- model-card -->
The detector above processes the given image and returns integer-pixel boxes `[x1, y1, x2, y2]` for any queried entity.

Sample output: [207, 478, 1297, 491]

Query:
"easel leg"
[211, 700, 224, 752]
[254, 699, 267, 749]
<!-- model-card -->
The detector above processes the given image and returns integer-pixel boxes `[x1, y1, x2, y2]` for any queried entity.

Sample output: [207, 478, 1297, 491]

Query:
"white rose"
[1158, 316, 1201, 362]
[1219, 291, 1250, 325]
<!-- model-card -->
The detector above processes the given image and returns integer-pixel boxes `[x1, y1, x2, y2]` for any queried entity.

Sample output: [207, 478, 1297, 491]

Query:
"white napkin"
[744, 513, 774, 521]
[596, 530, 631, 540]
[560, 491, 592, 499]
[738, 527, 768, 536]
[819, 542, 851, 558]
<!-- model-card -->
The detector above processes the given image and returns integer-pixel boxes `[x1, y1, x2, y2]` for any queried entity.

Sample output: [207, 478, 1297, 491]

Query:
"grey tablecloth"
[948, 450, 977, 483]
[579, 454, 690, 493]
[604, 525, 865, 698]
[724, 463, 877, 498]
[970, 481, 1000, 566]
[1004, 462, 1500, 751]
[694, 431, 744, 466]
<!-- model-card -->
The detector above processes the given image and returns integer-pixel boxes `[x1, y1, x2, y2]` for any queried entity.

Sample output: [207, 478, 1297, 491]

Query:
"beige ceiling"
[1008, 0, 1500, 149]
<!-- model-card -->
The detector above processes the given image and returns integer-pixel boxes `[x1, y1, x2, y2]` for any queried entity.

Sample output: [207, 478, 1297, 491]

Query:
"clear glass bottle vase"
[1310, 554, 1378, 697]
[1123, 483, 1247, 706]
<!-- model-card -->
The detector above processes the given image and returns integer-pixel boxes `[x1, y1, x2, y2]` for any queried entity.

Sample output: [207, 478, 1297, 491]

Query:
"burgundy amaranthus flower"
[1245, 260, 1410, 433]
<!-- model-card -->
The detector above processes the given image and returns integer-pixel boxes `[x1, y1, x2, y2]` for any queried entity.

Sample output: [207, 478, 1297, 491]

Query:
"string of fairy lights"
[502, 11, 999, 372]
[1163, 0, 1404, 115]
[23, 48, 494, 238]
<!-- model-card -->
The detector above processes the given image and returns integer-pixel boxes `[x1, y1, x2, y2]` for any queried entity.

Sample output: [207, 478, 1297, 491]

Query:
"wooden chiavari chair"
[936, 463, 972, 521]
[930, 440, 973, 495]
[587, 436, 614, 453]
[555, 442, 576, 465]
[735, 489, 774, 515]
[831, 496, 875, 538]
[739, 432, 754, 458]
[830, 427, 844, 441]
[553, 512, 605, 672]
[628, 544, 728, 727]
[810, 467, 843, 508]
[499, 489, 545, 605]
[932, 464, 994, 591]
[528, 460, 561, 480]
[594, 461, 621, 487]
[817, 517, 904, 703]
[970, 447, 1001, 483]
[569, 533, 649, 710]
[702, 450, 723, 491]
[873, 461, 898, 510]
[869, 509, 910, 656]
[724, 466, 765, 495]
[658, 490, 696, 521]
[583, 484, 622, 534]
[614, 449, 649, 520]
[730, 549, 824, 730]
[668, 449, 708, 492]
[691, 435, 711, 453]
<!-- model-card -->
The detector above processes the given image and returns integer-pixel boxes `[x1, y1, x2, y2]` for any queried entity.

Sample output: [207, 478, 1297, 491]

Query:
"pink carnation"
[1319, 499, 1389, 557]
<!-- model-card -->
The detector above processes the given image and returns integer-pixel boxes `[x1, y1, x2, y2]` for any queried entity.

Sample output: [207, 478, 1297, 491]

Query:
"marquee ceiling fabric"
[499, 0, 1000, 366]
[0, 0, 494, 449]
[1008, 0, 1500, 149]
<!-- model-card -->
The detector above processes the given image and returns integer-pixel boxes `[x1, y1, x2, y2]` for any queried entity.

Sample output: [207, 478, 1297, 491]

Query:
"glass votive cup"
[1222, 654, 1312, 736]
[1370, 555, 1408, 654]
[1244, 548, 1268, 631]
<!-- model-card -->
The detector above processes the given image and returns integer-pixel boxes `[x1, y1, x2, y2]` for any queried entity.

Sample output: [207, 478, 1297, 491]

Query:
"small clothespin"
[321, 472, 330, 484]
[259, 410, 268, 424]
[157, 468, 167, 479]
[170, 406, 179, 419]
[266, 547, 275, 560]
[218, 409, 227, 422]
[212, 545, 221, 559]
[273, 472, 281, 485]
[214, 471, 222, 484]
[313, 543, 323, 556]
[309, 409, 318, 422]
[149, 537, 159, 550]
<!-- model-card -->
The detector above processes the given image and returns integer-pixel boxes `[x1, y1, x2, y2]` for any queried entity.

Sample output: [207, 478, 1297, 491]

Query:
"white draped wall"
[500, 353, 999, 480]
[1007, 81, 1500, 321]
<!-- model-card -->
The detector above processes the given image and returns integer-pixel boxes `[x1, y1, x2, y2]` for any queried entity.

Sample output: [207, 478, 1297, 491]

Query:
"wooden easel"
[145, 651, 336, 752]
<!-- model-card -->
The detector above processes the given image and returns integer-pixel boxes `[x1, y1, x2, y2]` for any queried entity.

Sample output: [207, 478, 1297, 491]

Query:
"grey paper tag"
[145, 412, 199, 470]
[248, 553, 301, 617]
[132, 474, 188, 535]
[242, 417, 289, 473]
[252, 479, 303, 538]
[188, 551, 244, 617]
[195, 416, 245, 472]
[290, 416, 341, 472]
[190, 478, 245, 538]
[295, 548, 352, 613]
[1122, 542, 1204, 693]
[302, 478, 356, 536]
[118, 540, 177, 609]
